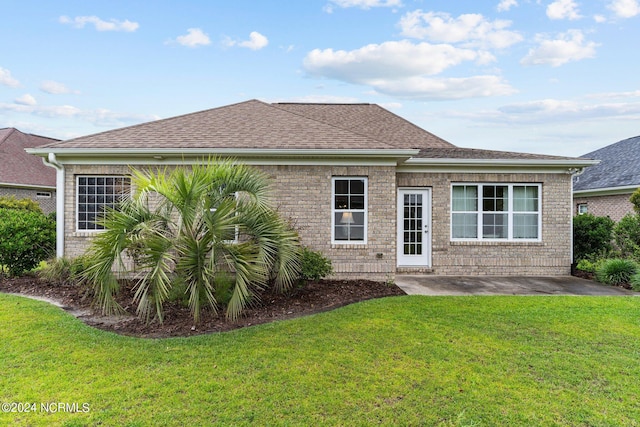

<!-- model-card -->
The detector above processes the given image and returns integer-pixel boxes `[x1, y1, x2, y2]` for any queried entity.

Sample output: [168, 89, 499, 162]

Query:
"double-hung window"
[451, 183, 541, 241]
[77, 176, 131, 231]
[332, 177, 367, 243]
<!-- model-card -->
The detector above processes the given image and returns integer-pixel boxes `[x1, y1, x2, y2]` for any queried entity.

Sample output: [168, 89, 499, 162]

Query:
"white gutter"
[403, 157, 599, 168]
[573, 184, 639, 197]
[42, 153, 65, 258]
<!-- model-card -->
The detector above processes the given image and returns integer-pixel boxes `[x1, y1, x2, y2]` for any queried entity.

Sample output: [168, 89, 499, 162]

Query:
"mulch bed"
[0, 275, 406, 338]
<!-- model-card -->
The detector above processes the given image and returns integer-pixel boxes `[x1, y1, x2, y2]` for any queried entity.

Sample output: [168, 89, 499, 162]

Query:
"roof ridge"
[0, 127, 17, 145]
[269, 102, 399, 149]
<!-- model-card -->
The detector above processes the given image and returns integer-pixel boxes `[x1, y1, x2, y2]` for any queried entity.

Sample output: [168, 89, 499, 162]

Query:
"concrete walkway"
[395, 275, 636, 296]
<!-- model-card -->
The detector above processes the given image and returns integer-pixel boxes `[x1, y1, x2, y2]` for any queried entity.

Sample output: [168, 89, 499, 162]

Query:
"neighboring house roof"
[29, 99, 593, 168]
[0, 128, 57, 188]
[574, 135, 640, 192]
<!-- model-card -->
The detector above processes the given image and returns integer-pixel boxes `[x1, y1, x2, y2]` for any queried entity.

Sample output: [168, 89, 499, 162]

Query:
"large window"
[451, 184, 541, 241]
[77, 176, 131, 231]
[332, 177, 367, 243]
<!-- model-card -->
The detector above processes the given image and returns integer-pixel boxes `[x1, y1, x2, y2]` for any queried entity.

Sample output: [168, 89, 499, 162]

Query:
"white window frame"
[76, 175, 131, 232]
[577, 203, 588, 215]
[450, 183, 542, 242]
[332, 177, 368, 244]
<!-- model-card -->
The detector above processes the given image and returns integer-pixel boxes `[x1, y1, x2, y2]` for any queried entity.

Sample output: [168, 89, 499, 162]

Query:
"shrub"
[0, 195, 42, 213]
[575, 259, 597, 273]
[573, 214, 614, 262]
[630, 273, 640, 291]
[38, 256, 92, 285]
[299, 248, 333, 281]
[630, 188, 640, 214]
[0, 208, 55, 277]
[595, 258, 638, 286]
[613, 213, 640, 260]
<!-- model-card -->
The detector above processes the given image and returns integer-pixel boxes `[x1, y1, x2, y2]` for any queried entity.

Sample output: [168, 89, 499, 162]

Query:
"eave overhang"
[399, 157, 599, 174]
[25, 147, 419, 166]
[573, 184, 640, 197]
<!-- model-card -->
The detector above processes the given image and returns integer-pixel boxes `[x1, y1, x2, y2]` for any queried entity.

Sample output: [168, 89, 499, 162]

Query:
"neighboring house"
[0, 128, 58, 214]
[27, 100, 596, 280]
[573, 135, 640, 222]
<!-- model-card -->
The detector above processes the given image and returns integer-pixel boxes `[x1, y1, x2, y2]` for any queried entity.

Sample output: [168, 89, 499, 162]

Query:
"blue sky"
[1, 0, 639, 156]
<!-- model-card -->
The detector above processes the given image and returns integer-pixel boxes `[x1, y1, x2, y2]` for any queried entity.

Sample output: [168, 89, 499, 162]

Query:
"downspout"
[568, 167, 586, 266]
[42, 153, 65, 258]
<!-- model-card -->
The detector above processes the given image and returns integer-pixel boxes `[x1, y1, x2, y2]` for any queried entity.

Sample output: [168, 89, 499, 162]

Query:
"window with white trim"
[77, 176, 130, 231]
[332, 177, 367, 243]
[451, 183, 541, 241]
[577, 203, 588, 215]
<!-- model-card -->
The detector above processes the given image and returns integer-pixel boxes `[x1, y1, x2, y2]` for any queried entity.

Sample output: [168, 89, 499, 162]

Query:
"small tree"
[82, 159, 301, 323]
[630, 188, 640, 214]
[573, 213, 614, 262]
[0, 207, 55, 276]
[614, 213, 640, 260]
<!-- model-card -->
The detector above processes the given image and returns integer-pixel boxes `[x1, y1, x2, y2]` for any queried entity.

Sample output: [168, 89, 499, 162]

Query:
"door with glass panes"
[397, 188, 431, 266]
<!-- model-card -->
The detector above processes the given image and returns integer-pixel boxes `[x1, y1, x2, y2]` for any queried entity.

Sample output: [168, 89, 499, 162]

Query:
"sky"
[1, 0, 639, 157]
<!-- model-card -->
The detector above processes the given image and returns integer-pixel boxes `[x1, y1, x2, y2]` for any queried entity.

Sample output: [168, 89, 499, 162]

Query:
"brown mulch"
[0, 275, 406, 338]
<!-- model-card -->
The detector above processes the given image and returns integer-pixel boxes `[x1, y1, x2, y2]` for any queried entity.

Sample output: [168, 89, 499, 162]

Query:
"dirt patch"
[0, 275, 406, 338]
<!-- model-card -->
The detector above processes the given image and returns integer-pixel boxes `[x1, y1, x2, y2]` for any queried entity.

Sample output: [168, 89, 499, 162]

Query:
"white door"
[397, 188, 431, 267]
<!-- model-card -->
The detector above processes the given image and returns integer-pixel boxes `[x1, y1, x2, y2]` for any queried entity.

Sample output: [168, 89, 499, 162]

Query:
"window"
[77, 176, 130, 231]
[332, 177, 367, 243]
[451, 184, 541, 241]
[577, 203, 588, 215]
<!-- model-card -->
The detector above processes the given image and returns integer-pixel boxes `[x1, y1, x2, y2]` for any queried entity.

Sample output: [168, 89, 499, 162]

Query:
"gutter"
[42, 153, 65, 258]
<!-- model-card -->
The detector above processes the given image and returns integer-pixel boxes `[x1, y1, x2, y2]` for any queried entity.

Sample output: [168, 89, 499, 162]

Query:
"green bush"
[630, 273, 640, 291]
[595, 258, 638, 286]
[575, 259, 597, 273]
[0, 195, 42, 213]
[38, 256, 92, 285]
[613, 213, 640, 260]
[0, 208, 56, 277]
[299, 248, 333, 281]
[573, 214, 615, 262]
[630, 188, 640, 214]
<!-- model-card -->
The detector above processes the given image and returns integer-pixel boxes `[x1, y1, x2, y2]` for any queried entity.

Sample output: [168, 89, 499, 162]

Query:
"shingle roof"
[0, 128, 57, 187]
[573, 135, 640, 191]
[33, 99, 585, 163]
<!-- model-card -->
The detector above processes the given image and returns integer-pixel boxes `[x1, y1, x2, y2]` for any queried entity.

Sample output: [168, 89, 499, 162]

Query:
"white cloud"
[14, 94, 37, 106]
[239, 32, 269, 50]
[497, 0, 518, 12]
[174, 28, 211, 48]
[304, 40, 514, 100]
[520, 30, 598, 67]
[398, 10, 523, 49]
[372, 75, 516, 100]
[593, 14, 607, 22]
[324, 0, 402, 13]
[608, 0, 640, 17]
[59, 15, 139, 32]
[274, 95, 361, 103]
[40, 80, 78, 95]
[546, 0, 582, 20]
[0, 67, 20, 87]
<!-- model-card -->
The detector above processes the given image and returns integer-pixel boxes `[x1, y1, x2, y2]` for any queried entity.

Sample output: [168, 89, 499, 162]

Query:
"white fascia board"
[0, 182, 56, 190]
[26, 148, 419, 166]
[573, 185, 640, 197]
[399, 157, 599, 174]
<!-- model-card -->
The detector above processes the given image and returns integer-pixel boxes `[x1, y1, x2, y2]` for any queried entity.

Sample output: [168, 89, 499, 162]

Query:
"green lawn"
[2, 293, 640, 426]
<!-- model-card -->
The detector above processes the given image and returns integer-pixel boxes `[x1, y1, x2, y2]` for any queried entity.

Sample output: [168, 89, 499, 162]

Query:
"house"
[573, 135, 640, 222]
[26, 100, 596, 280]
[0, 128, 58, 214]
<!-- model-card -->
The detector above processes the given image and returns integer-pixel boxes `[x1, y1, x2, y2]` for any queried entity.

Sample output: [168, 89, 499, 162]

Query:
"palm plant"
[82, 159, 301, 323]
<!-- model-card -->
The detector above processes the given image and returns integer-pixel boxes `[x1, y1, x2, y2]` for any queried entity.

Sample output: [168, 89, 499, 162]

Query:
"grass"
[2, 294, 640, 426]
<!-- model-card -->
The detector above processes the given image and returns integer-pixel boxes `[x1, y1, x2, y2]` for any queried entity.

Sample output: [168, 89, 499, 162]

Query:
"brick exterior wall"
[0, 186, 56, 214]
[574, 193, 635, 222]
[397, 171, 573, 276]
[61, 163, 574, 280]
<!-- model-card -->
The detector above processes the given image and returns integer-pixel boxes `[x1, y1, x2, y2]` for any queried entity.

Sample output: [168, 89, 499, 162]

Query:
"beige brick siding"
[397, 172, 573, 276]
[61, 163, 573, 280]
[0, 186, 56, 214]
[574, 193, 635, 222]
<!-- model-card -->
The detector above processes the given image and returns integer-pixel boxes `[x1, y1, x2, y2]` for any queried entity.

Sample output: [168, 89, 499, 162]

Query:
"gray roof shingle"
[0, 128, 57, 187]
[573, 135, 640, 191]
[33, 99, 587, 163]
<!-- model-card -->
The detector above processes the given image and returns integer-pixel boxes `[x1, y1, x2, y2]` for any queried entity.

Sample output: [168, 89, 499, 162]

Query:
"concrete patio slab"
[395, 275, 636, 296]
